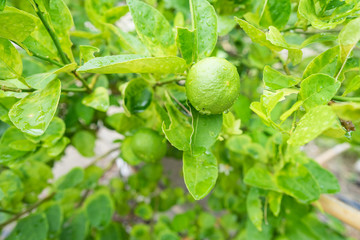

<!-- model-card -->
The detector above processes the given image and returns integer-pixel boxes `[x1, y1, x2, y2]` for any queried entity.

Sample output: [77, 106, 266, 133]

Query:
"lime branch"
[332, 96, 360, 102]
[0, 85, 87, 93]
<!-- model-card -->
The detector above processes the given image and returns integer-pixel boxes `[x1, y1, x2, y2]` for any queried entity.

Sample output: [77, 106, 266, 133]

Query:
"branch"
[332, 96, 360, 102]
[155, 78, 186, 87]
[0, 85, 87, 93]
[72, 71, 91, 92]
[0, 192, 55, 228]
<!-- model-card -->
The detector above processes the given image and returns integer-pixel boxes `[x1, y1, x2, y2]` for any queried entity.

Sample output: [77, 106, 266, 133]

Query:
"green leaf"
[288, 105, 338, 146]
[331, 102, 360, 122]
[81, 165, 103, 189]
[190, 0, 218, 60]
[60, 210, 89, 240]
[42, 202, 63, 234]
[222, 112, 242, 136]
[276, 164, 320, 203]
[190, 107, 223, 154]
[176, 27, 195, 65]
[162, 98, 192, 151]
[183, 151, 218, 200]
[246, 217, 273, 240]
[9, 79, 61, 136]
[263, 66, 300, 90]
[299, 74, 341, 111]
[9, 139, 37, 151]
[226, 135, 252, 154]
[85, 190, 114, 229]
[0, 7, 36, 42]
[339, 17, 360, 63]
[217, 15, 236, 36]
[105, 113, 144, 134]
[127, 0, 176, 56]
[268, 191, 282, 217]
[303, 159, 340, 194]
[120, 136, 142, 165]
[303, 46, 339, 79]
[134, 203, 153, 220]
[82, 87, 109, 112]
[235, 18, 282, 51]
[0, 0, 5, 11]
[79, 45, 99, 64]
[96, 222, 128, 240]
[280, 100, 303, 121]
[343, 75, 360, 96]
[25, 63, 77, 89]
[259, 0, 291, 30]
[123, 78, 153, 114]
[246, 188, 263, 231]
[244, 165, 279, 191]
[47, 137, 70, 157]
[72, 130, 96, 157]
[55, 167, 84, 190]
[77, 55, 187, 74]
[6, 213, 48, 240]
[0, 170, 24, 207]
[0, 38, 22, 79]
[0, 127, 28, 163]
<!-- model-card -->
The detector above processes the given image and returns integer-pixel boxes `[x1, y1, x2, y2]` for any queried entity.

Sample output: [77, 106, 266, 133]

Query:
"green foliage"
[0, 0, 359, 239]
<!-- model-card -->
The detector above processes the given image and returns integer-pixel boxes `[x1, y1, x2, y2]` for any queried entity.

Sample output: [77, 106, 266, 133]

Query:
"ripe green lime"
[131, 128, 167, 162]
[186, 57, 240, 114]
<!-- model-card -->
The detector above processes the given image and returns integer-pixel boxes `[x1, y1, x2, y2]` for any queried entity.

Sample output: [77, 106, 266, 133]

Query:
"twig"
[332, 96, 360, 102]
[167, 91, 192, 116]
[0, 209, 18, 215]
[0, 192, 55, 228]
[72, 71, 91, 92]
[155, 78, 186, 87]
[86, 147, 119, 168]
[0, 85, 87, 93]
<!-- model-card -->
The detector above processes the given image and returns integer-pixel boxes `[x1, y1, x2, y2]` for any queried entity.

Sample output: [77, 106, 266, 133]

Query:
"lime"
[130, 128, 167, 162]
[186, 57, 240, 114]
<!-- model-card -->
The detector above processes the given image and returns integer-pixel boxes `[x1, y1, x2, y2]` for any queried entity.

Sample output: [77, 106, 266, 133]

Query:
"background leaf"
[85, 190, 114, 229]
[6, 213, 48, 240]
[82, 87, 110, 112]
[71, 130, 96, 157]
[0, 38, 22, 79]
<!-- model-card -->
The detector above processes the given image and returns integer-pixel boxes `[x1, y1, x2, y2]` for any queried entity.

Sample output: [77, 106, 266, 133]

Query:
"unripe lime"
[186, 57, 240, 114]
[130, 128, 167, 162]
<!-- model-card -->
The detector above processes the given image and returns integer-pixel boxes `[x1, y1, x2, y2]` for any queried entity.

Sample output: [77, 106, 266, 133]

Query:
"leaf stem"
[155, 78, 186, 87]
[0, 193, 55, 228]
[30, 51, 63, 67]
[332, 96, 360, 102]
[72, 71, 91, 92]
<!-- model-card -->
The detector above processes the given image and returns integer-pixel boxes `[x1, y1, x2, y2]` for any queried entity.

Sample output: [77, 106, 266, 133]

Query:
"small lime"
[186, 57, 240, 114]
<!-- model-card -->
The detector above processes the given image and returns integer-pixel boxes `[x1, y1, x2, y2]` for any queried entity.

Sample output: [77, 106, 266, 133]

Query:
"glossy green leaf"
[268, 191, 282, 217]
[217, 15, 236, 36]
[300, 33, 338, 48]
[183, 151, 218, 200]
[300, 74, 340, 111]
[190, 0, 218, 60]
[47, 137, 70, 157]
[176, 27, 195, 65]
[85, 190, 114, 229]
[82, 87, 109, 112]
[303, 159, 340, 194]
[222, 112, 242, 136]
[0, 127, 28, 163]
[72, 130, 96, 157]
[339, 17, 360, 63]
[280, 100, 303, 121]
[104, 5, 129, 23]
[0, 38, 22, 79]
[331, 102, 360, 121]
[123, 78, 152, 114]
[190, 107, 223, 154]
[26, 117, 65, 147]
[42, 202, 63, 234]
[162, 99, 192, 151]
[259, 0, 291, 29]
[120, 136, 142, 165]
[6, 213, 48, 240]
[343, 75, 360, 96]
[79, 45, 99, 63]
[77, 55, 187, 74]
[303, 46, 339, 79]
[0, 7, 36, 42]
[55, 167, 84, 190]
[276, 164, 320, 203]
[9, 139, 37, 151]
[244, 165, 279, 191]
[263, 66, 300, 90]
[246, 188, 263, 231]
[288, 105, 338, 146]
[60, 210, 89, 240]
[9, 79, 61, 136]
[127, 0, 176, 56]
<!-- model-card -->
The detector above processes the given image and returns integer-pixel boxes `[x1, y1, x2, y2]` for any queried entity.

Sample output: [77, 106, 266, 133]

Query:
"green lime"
[130, 128, 167, 162]
[186, 57, 240, 114]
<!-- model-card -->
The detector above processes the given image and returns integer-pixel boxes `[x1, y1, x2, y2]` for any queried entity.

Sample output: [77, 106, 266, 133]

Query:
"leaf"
[246, 217, 273, 240]
[222, 112, 242, 136]
[105, 113, 144, 134]
[72, 130, 96, 157]
[134, 203, 153, 220]
[6, 213, 48, 240]
[127, 0, 176, 56]
[244, 165, 279, 191]
[60, 210, 89, 240]
[0, 127, 28, 163]
[217, 15, 236, 36]
[162, 99, 192, 151]
[276, 164, 320, 203]
[81, 165, 103, 189]
[47, 137, 70, 157]
[288, 105, 338, 146]
[183, 151, 218, 200]
[331, 102, 360, 122]
[96, 222, 128, 240]
[303, 159, 340, 194]
[268, 191, 282, 217]
[339, 17, 360, 63]
[259, 0, 291, 30]
[77, 55, 187, 74]
[0, 7, 36, 42]
[280, 100, 303, 121]
[263, 66, 300, 90]
[123, 78, 153, 114]
[0, 38, 22, 79]
[79, 45, 99, 63]
[190, 0, 218, 60]
[0, 0, 5, 11]
[43, 202, 63, 234]
[299, 74, 341, 111]
[82, 87, 109, 112]
[120, 136, 142, 165]
[303, 46, 339, 79]
[226, 135, 252, 154]
[9, 139, 37, 151]
[235, 18, 282, 51]
[25, 63, 77, 89]
[246, 188, 263, 231]
[0, 170, 24, 207]
[55, 167, 84, 190]
[85, 190, 114, 229]
[9, 79, 61, 136]
[176, 27, 195, 65]
[343, 75, 360, 96]
[190, 107, 223, 154]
